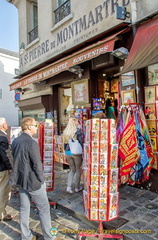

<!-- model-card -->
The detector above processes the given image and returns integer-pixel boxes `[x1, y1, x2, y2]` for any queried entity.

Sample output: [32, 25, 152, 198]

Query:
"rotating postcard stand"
[38, 120, 57, 208]
[38, 120, 55, 191]
[78, 119, 123, 240]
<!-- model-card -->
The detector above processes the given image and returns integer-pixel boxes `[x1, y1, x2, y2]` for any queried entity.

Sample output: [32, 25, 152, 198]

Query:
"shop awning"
[10, 29, 127, 90]
[121, 17, 158, 74]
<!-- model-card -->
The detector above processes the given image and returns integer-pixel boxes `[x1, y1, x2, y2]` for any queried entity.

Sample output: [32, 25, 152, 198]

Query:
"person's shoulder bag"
[68, 138, 82, 154]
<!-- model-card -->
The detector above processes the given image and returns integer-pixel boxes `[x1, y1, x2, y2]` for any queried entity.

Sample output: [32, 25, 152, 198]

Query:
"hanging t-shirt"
[107, 106, 115, 119]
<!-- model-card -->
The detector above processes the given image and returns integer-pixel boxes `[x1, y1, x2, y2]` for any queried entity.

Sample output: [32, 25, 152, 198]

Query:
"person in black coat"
[9, 117, 55, 240]
[0, 117, 13, 221]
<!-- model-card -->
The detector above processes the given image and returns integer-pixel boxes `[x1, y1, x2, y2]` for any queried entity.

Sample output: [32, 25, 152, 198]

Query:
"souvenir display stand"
[144, 86, 158, 169]
[79, 119, 123, 240]
[38, 121, 55, 191]
[54, 135, 68, 164]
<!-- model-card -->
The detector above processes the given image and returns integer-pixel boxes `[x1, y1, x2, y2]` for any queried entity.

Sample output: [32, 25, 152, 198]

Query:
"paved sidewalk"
[0, 190, 95, 240]
[1, 168, 158, 240]
[48, 169, 158, 240]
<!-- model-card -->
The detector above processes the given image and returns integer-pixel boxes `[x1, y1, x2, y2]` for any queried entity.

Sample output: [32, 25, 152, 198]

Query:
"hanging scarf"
[116, 111, 124, 143]
[129, 111, 149, 184]
[139, 108, 155, 181]
[118, 106, 155, 185]
[118, 115, 139, 180]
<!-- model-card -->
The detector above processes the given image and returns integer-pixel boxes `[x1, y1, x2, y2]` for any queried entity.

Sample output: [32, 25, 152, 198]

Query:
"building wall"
[0, 49, 19, 126]
[130, 0, 158, 23]
[11, 0, 158, 103]
[12, 0, 158, 75]
[137, 0, 158, 21]
[14, 0, 131, 74]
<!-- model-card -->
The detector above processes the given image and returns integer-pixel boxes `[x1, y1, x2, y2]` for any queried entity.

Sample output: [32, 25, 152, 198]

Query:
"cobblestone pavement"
[0, 190, 97, 240]
[1, 169, 158, 240]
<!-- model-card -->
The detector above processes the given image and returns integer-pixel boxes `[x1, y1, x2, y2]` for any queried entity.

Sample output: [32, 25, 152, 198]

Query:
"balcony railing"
[54, 0, 71, 24]
[28, 26, 38, 44]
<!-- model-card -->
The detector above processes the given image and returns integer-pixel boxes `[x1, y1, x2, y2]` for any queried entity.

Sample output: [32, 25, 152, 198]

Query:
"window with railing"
[54, 0, 71, 24]
[28, 3, 38, 44]
[28, 26, 38, 44]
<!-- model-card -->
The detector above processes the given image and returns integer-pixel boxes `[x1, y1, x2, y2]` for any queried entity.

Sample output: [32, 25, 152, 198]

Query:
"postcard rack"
[144, 85, 158, 169]
[80, 118, 123, 239]
[38, 120, 55, 191]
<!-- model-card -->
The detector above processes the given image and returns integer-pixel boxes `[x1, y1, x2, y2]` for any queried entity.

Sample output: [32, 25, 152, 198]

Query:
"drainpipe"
[130, 0, 140, 103]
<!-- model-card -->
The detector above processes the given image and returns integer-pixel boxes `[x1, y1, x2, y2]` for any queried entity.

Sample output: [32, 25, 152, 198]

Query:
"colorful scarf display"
[117, 105, 154, 185]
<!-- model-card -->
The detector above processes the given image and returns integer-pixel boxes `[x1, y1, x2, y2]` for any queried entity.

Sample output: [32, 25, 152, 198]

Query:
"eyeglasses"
[31, 124, 38, 128]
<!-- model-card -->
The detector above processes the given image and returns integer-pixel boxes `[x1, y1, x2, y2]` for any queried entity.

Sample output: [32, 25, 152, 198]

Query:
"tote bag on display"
[68, 139, 82, 154]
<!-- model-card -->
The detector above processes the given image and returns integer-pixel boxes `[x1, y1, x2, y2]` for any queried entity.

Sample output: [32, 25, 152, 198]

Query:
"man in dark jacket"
[9, 117, 55, 240]
[0, 117, 13, 221]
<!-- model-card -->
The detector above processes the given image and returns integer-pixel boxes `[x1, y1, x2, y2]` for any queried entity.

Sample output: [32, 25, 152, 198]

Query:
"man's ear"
[28, 126, 31, 130]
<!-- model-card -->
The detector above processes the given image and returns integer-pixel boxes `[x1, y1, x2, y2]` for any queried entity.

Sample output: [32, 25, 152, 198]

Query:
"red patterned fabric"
[118, 116, 139, 177]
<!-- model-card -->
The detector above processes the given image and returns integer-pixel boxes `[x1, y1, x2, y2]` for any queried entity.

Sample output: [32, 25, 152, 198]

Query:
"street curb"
[56, 202, 98, 230]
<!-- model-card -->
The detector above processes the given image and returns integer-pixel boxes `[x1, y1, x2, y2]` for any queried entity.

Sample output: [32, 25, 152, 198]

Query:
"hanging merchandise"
[118, 105, 155, 185]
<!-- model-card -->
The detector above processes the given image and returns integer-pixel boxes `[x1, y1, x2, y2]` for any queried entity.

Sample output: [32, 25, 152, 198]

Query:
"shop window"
[54, 0, 71, 24]
[0, 89, 2, 99]
[27, 0, 38, 44]
[23, 109, 45, 122]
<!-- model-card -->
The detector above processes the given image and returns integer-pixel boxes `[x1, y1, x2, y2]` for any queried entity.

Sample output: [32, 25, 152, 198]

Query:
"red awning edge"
[121, 17, 158, 74]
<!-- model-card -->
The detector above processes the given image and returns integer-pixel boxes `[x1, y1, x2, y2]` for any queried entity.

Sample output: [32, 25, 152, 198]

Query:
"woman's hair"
[20, 117, 34, 130]
[63, 117, 77, 143]
[105, 98, 112, 113]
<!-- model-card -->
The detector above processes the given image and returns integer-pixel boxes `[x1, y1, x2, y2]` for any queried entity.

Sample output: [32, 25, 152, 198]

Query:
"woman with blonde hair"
[63, 117, 83, 193]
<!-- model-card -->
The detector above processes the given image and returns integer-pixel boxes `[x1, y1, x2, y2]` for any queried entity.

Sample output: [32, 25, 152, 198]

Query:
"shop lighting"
[16, 87, 32, 95]
[116, 6, 130, 20]
[68, 65, 84, 78]
[111, 47, 129, 60]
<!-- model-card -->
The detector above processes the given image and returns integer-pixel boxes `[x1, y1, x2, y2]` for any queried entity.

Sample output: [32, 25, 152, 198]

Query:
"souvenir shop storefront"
[10, 15, 158, 191]
[51, 16, 158, 191]
[10, 24, 132, 132]
[116, 16, 158, 191]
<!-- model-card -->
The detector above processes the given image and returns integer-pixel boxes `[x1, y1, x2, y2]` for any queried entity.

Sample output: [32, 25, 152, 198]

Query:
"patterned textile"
[129, 112, 149, 184]
[118, 115, 139, 180]
[118, 106, 155, 185]
[139, 109, 155, 181]
[116, 111, 124, 143]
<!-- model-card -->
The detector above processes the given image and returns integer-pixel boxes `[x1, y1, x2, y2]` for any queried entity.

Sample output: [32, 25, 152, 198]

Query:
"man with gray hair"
[0, 117, 13, 221]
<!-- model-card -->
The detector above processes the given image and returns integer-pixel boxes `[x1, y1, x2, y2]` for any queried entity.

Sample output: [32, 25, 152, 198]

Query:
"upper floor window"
[27, 0, 38, 44]
[54, 0, 71, 24]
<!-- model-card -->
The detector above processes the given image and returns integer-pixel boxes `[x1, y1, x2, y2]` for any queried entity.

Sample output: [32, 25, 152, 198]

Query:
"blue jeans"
[19, 183, 53, 240]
